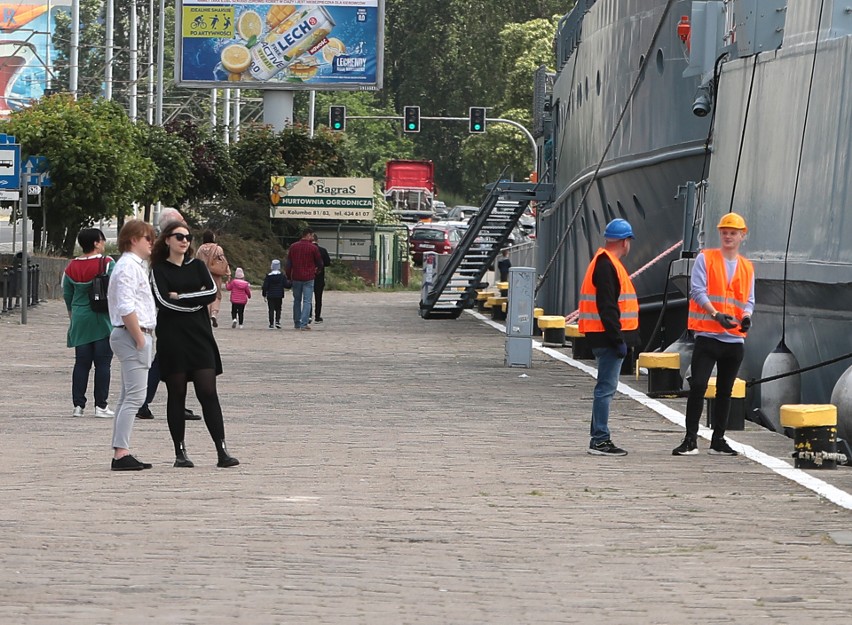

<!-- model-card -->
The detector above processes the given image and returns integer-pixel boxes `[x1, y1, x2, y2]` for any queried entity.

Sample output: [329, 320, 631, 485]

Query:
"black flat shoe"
[174, 457, 195, 468]
[111, 455, 150, 471]
[184, 409, 201, 421]
[136, 406, 154, 419]
[217, 456, 240, 468]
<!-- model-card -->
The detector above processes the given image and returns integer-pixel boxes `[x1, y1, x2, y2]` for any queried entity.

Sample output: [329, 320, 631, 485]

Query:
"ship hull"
[703, 20, 852, 403]
[539, 0, 708, 344]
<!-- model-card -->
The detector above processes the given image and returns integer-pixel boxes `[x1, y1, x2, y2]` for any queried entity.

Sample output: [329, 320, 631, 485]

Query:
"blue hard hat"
[603, 218, 634, 240]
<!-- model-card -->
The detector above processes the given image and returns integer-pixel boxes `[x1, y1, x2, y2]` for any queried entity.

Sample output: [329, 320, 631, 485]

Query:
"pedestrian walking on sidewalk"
[673, 212, 754, 457]
[578, 218, 640, 456]
[63, 228, 115, 419]
[107, 220, 157, 471]
[151, 221, 239, 469]
[286, 228, 323, 330]
[312, 233, 331, 323]
[226, 267, 252, 328]
[261, 259, 289, 329]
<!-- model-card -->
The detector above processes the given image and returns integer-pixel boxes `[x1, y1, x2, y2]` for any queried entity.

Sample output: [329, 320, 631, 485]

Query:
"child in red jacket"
[225, 268, 252, 328]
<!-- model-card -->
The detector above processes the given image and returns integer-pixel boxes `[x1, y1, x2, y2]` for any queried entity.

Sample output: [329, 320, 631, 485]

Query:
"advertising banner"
[0, 1, 73, 117]
[176, 1, 384, 90]
[270, 176, 374, 220]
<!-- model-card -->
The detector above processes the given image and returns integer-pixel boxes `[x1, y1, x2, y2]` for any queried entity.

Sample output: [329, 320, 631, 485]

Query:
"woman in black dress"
[150, 221, 239, 468]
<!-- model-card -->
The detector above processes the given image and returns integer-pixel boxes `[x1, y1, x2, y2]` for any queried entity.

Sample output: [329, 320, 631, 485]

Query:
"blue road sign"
[24, 155, 51, 188]
[0, 133, 21, 189]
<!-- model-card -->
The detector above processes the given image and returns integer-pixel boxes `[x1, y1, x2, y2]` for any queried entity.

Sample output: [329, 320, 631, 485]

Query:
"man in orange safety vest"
[673, 212, 754, 457]
[578, 219, 641, 456]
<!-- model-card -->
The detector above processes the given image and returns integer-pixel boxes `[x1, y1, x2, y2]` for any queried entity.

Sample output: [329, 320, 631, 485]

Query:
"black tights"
[165, 369, 225, 454]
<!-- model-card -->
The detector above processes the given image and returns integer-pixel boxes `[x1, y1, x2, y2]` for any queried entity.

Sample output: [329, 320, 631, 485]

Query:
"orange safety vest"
[578, 248, 639, 334]
[688, 248, 754, 338]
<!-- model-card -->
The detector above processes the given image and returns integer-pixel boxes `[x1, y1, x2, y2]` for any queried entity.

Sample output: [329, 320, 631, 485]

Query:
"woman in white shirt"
[107, 219, 157, 471]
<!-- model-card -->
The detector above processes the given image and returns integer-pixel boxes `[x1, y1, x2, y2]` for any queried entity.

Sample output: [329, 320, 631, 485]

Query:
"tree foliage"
[135, 123, 194, 215]
[165, 119, 240, 206]
[1, 95, 153, 254]
[229, 125, 348, 202]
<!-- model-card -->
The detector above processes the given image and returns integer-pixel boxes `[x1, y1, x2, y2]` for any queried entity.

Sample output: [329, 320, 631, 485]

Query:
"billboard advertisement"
[270, 176, 374, 220]
[176, 1, 384, 90]
[0, 1, 73, 117]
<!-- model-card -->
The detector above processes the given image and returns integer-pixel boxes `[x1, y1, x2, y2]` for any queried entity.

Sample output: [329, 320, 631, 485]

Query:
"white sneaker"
[95, 405, 115, 418]
[231, 319, 238, 328]
[72, 406, 84, 418]
[238, 324, 244, 329]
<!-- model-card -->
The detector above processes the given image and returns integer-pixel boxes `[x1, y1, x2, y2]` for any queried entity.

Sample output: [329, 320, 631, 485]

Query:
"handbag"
[89, 256, 110, 313]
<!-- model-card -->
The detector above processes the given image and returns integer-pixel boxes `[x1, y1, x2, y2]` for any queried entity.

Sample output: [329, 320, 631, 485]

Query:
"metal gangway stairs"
[419, 180, 553, 319]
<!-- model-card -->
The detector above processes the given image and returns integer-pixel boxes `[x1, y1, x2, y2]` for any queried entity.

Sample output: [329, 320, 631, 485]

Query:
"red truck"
[384, 159, 436, 221]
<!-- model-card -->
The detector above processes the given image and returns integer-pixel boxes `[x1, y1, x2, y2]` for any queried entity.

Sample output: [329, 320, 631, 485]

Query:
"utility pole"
[147, 0, 154, 124]
[69, 0, 79, 97]
[104, 0, 114, 100]
[223, 89, 231, 144]
[155, 0, 165, 125]
[129, 0, 138, 121]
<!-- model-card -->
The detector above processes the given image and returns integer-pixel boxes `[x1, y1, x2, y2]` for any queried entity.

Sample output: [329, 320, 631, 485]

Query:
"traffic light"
[329, 105, 346, 131]
[469, 106, 486, 133]
[403, 106, 420, 133]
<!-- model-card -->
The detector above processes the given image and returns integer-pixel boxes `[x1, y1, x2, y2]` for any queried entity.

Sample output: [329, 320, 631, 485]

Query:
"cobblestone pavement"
[2, 293, 852, 624]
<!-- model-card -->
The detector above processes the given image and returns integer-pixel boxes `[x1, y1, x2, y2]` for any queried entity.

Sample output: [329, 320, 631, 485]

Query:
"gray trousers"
[109, 328, 153, 450]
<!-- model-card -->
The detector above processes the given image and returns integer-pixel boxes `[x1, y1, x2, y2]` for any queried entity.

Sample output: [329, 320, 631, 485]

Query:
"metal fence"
[1, 262, 41, 313]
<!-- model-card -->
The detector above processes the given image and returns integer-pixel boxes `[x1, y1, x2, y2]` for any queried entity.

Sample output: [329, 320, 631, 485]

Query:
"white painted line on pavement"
[468, 309, 852, 511]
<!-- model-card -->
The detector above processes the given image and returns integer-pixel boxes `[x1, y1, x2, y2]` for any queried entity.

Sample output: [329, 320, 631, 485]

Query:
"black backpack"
[89, 257, 110, 313]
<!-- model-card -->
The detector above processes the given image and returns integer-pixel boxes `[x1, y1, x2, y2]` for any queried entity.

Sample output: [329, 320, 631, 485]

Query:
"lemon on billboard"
[177, 1, 383, 90]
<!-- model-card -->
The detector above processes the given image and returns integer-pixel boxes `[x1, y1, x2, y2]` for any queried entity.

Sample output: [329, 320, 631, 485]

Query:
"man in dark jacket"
[577, 219, 641, 456]
[312, 234, 332, 323]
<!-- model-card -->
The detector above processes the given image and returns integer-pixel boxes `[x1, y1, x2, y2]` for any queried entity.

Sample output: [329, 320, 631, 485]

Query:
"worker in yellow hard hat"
[673, 212, 754, 457]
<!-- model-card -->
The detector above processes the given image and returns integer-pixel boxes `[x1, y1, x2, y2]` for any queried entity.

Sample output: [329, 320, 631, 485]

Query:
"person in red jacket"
[285, 228, 323, 330]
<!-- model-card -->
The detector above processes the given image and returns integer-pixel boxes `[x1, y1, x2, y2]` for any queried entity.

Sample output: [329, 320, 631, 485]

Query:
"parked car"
[409, 223, 462, 265]
[446, 205, 480, 222]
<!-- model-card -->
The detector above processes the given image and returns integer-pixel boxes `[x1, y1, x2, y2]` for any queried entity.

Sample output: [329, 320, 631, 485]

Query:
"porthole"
[656, 48, 665, 74]
[632, 194, 646, 219]
[616, 200, 627, 219]
[596, 70, 601, 95]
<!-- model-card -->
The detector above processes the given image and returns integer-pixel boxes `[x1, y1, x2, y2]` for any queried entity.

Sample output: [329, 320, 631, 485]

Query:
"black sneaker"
[709, 438, 738, 456]
[315, 317, 323, 323]
[111, 455, 152, 471]
[588, 440, 628, 456]
[275, 323, 281, 329]
[184, 409, 201, 421]
[672, 436, 698, 456]
[136, 405, 153, 420]
[211, 317, 218, 328]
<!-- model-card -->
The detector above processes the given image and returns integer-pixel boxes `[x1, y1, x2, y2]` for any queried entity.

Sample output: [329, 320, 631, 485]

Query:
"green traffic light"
[333, 122, 341, 129]
[408, 123, 416, 130]
[473, 123, 481, 131]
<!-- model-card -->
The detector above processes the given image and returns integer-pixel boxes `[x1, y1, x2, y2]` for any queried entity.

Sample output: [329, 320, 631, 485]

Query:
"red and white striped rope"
[563, 240, 684, 322]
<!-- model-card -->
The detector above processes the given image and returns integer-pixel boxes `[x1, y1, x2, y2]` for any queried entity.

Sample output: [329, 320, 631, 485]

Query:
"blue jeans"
[590, 346, 625, 445]
[72, 337, 113, 408]
[291, 280, 314, 328]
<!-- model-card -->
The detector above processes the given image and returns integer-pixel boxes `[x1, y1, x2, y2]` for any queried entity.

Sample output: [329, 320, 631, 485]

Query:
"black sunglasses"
[169, 232, 193, 243]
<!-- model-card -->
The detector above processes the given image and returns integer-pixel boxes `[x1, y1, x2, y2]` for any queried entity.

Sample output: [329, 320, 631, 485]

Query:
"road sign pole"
[20, 158, 27, 325]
